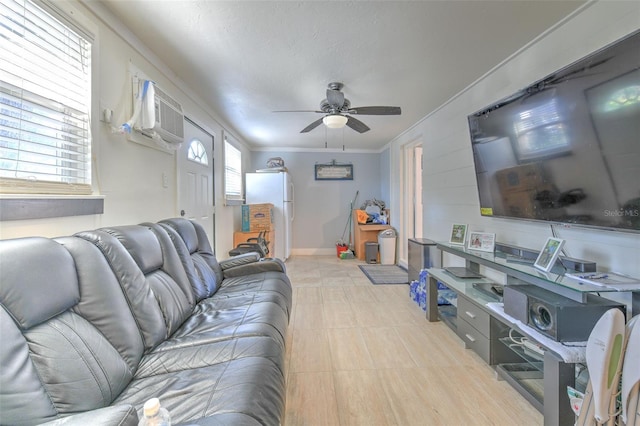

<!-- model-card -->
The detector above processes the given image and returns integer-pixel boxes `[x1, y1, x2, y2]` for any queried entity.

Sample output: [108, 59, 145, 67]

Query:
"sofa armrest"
[219, 252, 261, 270]
[39, 405, 138, 426]
[222, 258, 286, 277]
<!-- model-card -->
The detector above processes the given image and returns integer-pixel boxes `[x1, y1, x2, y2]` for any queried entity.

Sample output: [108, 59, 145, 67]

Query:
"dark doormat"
[358, 264, 409, 285]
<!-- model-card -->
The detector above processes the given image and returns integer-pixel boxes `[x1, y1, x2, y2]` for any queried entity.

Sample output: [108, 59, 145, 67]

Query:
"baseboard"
[290, 249, 408, 263]
[292, 248, 337, 256]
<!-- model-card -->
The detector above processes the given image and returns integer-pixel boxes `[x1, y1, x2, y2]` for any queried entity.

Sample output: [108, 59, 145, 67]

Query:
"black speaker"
[504, 285, 624, 342]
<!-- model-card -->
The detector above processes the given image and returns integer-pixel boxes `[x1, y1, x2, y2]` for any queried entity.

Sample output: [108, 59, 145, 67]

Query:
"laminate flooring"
[283, 255, 542, 426]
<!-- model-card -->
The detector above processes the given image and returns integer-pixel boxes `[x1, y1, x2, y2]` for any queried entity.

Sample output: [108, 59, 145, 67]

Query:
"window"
[224, 136, 242, 204]
[187, 139, 208, 165]
[513, 98, 570, 161]
[0, 0, 92, 195]
[604, 85, 640, 112]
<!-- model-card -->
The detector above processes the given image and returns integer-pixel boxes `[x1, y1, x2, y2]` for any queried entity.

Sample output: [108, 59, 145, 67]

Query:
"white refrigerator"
[245, 171, 294, 260]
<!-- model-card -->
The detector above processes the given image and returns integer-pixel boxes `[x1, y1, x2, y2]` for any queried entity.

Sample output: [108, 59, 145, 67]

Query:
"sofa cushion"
[156, 221, 220, 301]
[0, 307, 57, 424]
[217, 272, 293, 317]
[159, 218, 292, 316]
[0, 238, 136, 425]
[25, 311, 133, 410]
[75, 229, 169, 352]
[106, 225, 164, 274]
[159, 298, 289, 351]
[136, 335, 285, 378]
[76, 226, 196, 351]
[101, 225, 196, 309]
[160, 217, 199, 254]
[159, 218, 224, 291]
[114, 357, 285, 425]
[56, 237, 145, 372]
[0, 237, 79, 329]
[39, 405, 138, 426]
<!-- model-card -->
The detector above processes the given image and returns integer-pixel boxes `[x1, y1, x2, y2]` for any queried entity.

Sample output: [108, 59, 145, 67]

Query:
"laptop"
[444, 267, 482, 279]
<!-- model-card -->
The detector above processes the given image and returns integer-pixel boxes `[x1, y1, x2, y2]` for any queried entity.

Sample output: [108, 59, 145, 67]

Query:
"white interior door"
[178, 119, 215, 246]
[414, 146, 423, 238]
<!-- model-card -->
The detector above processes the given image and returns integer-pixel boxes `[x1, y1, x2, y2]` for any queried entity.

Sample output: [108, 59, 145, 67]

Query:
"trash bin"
[365, 242, 378, 264]
[378, 228, 397, 265]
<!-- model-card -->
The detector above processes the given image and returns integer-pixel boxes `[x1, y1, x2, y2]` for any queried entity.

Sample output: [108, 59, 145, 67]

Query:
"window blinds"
[0, 0, 92, 194]
[224, 138, 243, 202]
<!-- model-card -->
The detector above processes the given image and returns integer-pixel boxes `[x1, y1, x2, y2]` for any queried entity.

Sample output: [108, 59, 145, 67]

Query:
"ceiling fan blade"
[348, 106, 401, 115]
[273, 110, 323, 113]
[326, 88, 344, 108]
[345, 115, 370, 133]
[300, 117, 324, 133]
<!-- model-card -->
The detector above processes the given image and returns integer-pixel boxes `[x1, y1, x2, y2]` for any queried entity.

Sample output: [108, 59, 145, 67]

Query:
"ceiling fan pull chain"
[325, 126, 328, 148]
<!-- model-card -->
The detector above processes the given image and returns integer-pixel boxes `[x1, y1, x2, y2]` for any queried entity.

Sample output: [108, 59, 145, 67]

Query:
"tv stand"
[426, 241, 638, 426]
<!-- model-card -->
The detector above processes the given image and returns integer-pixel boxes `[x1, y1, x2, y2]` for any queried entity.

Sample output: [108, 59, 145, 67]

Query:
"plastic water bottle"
[138, 398, 171, 426]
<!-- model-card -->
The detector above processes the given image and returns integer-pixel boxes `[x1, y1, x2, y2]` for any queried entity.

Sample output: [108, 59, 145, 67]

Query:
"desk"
[352, 210, 391, 261]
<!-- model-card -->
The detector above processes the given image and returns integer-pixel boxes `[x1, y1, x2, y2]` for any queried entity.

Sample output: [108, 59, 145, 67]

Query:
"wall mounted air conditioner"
[132, 78, 184, 146]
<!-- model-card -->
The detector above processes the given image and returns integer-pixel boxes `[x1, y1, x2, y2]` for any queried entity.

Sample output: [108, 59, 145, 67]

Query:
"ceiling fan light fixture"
[323, 114, 348, 129]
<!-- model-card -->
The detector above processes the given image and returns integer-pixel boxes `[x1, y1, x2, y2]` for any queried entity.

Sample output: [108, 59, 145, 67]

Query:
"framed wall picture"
[467, 232, 495, 252]
[534, 237, 565, 272]
[449, 224, 468, 245]
[314, 163, 353, 180]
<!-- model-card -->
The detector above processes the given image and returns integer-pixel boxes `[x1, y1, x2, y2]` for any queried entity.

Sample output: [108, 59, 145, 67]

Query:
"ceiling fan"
[275, 82, 401, 133]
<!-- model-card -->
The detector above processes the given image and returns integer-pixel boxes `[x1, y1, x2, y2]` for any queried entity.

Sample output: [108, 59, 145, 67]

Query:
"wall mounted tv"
[468, 30, 639, 233]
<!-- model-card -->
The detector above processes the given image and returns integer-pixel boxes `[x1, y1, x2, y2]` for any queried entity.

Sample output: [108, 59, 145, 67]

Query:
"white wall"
[0, 0, 248, 259]
[251, 150, 385, 255]
[386, 1, 640, 277]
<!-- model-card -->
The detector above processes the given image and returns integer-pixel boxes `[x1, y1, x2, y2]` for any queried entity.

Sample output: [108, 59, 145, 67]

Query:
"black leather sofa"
[0, 218, 292, 425]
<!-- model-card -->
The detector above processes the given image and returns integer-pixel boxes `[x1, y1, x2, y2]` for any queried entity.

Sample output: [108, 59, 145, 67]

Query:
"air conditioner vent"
[155, 86, 182, 112]
[132, 78, 185, 146]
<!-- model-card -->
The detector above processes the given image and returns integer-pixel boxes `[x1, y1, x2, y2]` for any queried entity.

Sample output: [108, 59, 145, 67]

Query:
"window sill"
[224, 198, 245, 206]
[0, 195, 105, 221]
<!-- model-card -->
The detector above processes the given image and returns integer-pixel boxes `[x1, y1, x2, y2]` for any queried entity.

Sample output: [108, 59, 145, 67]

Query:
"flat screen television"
[467, 30, 640, 233]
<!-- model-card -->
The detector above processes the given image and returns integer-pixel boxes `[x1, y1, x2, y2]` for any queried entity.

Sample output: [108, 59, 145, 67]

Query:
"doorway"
[178, 118, 215, 246]
[402, 141, 423, 252]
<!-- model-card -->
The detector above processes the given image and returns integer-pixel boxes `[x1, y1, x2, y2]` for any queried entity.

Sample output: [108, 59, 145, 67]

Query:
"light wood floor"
[283, 255, 542, 426]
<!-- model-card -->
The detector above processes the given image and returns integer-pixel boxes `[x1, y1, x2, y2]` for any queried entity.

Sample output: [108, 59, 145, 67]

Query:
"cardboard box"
[495, 163, 548, 193]
[241, 203, 274, 232]
[501, 190, 537, 218]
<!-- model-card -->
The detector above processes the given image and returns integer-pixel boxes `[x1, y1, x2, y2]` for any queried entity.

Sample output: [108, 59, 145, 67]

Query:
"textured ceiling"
[96, 1, 585, 151]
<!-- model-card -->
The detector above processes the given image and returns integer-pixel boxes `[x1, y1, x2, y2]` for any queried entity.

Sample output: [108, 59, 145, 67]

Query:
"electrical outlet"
[162, 172, 169, 188]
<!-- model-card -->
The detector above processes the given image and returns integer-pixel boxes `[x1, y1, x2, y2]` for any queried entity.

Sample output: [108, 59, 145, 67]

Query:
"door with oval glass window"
[178, 118, 215, 246]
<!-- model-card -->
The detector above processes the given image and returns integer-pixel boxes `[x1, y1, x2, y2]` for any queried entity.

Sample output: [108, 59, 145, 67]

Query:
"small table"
[352, 211, 391, 261]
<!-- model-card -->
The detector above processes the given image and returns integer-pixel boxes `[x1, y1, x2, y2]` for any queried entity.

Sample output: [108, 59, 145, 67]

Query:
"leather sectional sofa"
[0, 218, 292, 425]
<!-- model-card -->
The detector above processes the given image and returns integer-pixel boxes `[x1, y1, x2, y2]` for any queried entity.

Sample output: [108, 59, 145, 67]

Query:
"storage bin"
[378, 228, 397, 265]
[241, 203, 274, 232]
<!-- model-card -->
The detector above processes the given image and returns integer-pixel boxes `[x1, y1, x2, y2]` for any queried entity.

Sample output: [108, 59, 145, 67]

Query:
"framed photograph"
[467, 232, 495, 252]
[449, 224, 468, 245]
[534, 237, 565, 272]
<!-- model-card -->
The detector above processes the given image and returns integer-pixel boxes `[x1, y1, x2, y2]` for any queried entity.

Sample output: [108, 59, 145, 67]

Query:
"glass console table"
[425, 241, 638, 426]
[436, 241, 626, 302]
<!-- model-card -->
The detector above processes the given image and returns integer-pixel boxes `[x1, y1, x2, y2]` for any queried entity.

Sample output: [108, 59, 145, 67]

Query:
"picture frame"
[449, 224, 468, 245]
[467, 232, 495, 252]
[314, 163, 353, 180]
[533, 237, 565, 272]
